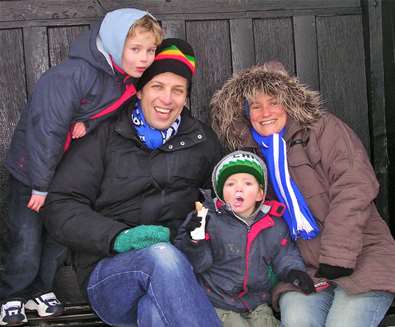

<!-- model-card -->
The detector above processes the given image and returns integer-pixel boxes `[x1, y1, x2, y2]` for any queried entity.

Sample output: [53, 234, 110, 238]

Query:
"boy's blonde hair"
[128, 15, 163, 45]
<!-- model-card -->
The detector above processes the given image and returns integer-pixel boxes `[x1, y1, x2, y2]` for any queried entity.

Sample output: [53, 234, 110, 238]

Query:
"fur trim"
[210, 64, 323, 151]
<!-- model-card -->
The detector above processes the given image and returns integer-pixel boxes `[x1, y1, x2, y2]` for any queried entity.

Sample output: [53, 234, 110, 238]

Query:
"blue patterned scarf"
[131, 100, 181, 149]
[251, 127, 320, 240]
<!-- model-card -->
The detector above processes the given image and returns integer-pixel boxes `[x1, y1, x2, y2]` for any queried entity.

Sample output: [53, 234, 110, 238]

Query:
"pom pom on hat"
[212, 151, 267, 201]
[137, 38, 196, 92]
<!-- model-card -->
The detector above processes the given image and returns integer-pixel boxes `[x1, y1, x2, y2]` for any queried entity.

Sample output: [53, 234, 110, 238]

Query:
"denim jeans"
[0, 176, 67, 302]
[87, 243, 222, 327]
[279, 285, 394, 327]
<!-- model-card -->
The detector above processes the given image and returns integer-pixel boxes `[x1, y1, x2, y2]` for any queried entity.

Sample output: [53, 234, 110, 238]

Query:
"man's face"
[137, 72, 188, 130]
[121, 27, 157, 77]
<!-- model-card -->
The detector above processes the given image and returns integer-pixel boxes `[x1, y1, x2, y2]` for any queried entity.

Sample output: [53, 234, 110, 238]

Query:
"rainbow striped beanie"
[137, 38, 196, 92]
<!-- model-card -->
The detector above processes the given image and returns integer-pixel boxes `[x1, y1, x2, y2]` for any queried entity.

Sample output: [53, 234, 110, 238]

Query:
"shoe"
[24, 292, 64, 318]
[0, 300, 27, 326]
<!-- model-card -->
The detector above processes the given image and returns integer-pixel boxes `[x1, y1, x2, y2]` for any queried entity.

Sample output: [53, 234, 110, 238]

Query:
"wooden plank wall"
[0, 0, 382, 256]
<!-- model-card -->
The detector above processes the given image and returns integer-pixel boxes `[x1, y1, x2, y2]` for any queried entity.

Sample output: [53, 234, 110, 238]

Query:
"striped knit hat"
[137, 38, 196, 92]
[212, 151, 267, 201]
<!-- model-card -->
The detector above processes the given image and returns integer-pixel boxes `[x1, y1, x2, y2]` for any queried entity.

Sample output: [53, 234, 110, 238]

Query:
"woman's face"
[249, 92, 287, 136]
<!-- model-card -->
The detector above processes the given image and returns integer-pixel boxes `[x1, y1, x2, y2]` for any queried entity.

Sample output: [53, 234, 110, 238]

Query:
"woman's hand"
[27, 194, 47, 212]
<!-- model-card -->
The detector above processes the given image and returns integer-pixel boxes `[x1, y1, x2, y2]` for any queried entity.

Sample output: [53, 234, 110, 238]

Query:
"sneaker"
[0, 300, 27, 326]
[24, 292, 64, 318]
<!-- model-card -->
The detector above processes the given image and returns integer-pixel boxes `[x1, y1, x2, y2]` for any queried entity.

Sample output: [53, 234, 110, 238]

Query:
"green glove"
[113, 225, 170, 253]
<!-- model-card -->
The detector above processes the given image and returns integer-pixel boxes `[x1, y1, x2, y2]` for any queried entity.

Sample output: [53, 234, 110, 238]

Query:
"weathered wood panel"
[48, 25, 90, 67]
[317, 15, 370, 152]
[0, 28, 27, 241]
[230, 18, 255, 73]
[0, 0, 104, 22]
[23, 27, 50, 98]
[293, 15, 319, 90]
[253, 17, 295, 74]
[187, 20, 232, 124]
[161, 20, 186, 39]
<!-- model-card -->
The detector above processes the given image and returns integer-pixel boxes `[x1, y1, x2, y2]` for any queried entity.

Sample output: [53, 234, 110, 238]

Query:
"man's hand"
[113, 225, 170, 253]
[71, 122, 87, 139]
[27, 194, 47, 212]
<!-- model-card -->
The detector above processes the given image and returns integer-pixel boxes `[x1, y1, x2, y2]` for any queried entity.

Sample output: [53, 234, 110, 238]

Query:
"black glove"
[285, 269, 316, 294]
[184, 212, 203, 232]
[315, 263, 353, 279]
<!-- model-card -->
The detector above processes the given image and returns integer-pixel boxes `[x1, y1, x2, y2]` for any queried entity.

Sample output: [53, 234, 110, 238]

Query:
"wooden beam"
[230, 19, 255, 73]
[253, 17, 295, 74]
[293, 15, 319, 90]
[23, 27, 50, 98]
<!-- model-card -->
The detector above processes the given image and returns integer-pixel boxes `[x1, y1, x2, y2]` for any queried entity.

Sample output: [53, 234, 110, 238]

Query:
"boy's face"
[223, 173, 264, 218]
[121, 27, 157, 77]
[137, 72, 187, 130]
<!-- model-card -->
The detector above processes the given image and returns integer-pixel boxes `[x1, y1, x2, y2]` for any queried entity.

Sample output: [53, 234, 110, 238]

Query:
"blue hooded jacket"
[5, 8, 151, 191]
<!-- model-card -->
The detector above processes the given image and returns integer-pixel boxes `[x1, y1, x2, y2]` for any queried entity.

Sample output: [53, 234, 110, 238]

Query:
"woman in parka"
[210, 62, 395, 327]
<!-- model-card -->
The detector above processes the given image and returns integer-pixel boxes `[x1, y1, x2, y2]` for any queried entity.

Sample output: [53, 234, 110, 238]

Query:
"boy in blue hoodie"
[0, 8, 162, 326]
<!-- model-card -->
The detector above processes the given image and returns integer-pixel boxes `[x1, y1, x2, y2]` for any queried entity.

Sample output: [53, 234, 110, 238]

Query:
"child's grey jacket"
[175, 197, 306, 313]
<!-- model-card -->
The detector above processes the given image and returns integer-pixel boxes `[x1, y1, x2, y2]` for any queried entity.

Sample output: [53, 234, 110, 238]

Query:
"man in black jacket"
[41, 38, 222, 327]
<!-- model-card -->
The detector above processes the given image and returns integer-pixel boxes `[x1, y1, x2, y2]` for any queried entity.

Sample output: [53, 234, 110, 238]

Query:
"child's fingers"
[72, 122, 87, 139]
[27, 194, 46, 212]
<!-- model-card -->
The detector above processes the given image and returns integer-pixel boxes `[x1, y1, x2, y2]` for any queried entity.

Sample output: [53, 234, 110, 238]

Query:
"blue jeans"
[87, 243, 222, 327]
[279, 285, 394, 327]
[0, 176, 67, 302]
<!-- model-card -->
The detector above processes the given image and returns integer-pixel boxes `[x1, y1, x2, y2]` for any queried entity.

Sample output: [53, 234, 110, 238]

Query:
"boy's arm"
[26, 65, 86, 192]
[174, 212, 214, 273]
[271, 222, 306, 281]
[41, 125, 128, 256]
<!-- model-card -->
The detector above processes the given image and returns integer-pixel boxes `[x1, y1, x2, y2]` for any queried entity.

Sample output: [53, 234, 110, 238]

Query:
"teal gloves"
[113, 225, 170, 253]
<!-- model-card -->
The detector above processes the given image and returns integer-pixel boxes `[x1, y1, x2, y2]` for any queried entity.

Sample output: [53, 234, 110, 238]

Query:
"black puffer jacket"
[42, 106, 223, 293]
[5, 22, 136, 192]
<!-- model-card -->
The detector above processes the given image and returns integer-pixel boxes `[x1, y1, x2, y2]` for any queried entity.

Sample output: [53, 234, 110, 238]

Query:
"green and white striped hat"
[212, 150, 267, 201]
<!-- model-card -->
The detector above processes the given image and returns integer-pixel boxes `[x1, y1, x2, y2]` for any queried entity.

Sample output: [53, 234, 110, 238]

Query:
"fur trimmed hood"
[210, 63, 323, 151]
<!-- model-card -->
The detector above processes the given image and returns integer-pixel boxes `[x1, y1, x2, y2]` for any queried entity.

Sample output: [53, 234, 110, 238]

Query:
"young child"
[0, 8, 162, 326]
[175, 151, 315, 327]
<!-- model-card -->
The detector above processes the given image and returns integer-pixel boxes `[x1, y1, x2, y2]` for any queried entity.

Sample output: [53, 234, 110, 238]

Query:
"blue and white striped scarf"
[251, 128, 320, 240]
[131, 100, 181, 150]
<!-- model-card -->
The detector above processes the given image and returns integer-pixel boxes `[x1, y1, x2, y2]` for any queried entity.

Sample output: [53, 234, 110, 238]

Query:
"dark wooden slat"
[186, 20, 232, 124]
[161, 20, 185, 39]
[246, 0, 361, 11]
[98, 0, 245, 14]
[363, 0, 390, 222]
[253, 17, 295, 74]
[317, 15, 370, 152]
[0, 28, 27, 242]
[0, 0, 104, 22]
[0, 8, 363, 30]
[230, 18, 255, 73]
[293, 15, 319, 90]
[97, 0, 360, 14]
[48, 25, 89, 67]
[23, 27, 50, 98]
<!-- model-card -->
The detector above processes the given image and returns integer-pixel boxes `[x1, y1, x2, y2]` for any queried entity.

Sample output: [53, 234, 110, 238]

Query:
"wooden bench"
[1, 0, 395, 325]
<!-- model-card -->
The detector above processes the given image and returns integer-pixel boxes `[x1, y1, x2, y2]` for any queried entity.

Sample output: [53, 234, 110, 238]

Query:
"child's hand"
[27, 194, 47, 213]
[71, 122, 87, 139]
[285, 269, 316, 294]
